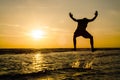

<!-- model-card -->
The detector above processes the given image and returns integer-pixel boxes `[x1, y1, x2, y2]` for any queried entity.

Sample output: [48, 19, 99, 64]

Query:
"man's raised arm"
[69, 12, 78, 22]
[88, 11, 98, 22]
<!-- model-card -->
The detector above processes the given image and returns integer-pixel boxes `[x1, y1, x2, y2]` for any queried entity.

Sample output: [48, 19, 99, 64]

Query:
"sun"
[31, 30, 44, 40]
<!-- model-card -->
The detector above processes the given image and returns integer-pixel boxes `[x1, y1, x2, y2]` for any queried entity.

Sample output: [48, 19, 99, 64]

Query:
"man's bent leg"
[90, 36, 94, 52]
[73, 35, 77, 51]
[82, 31, 94, 52]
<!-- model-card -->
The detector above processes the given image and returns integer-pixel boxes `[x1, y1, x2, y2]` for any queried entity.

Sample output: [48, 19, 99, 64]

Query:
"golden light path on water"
[32, 53, 44, 72]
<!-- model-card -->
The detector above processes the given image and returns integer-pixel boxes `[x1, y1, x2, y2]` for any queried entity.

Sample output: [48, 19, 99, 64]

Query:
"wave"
[95, 51, 120, 57]
[0, 67, 92, 79]
[1, 67, 119, 80]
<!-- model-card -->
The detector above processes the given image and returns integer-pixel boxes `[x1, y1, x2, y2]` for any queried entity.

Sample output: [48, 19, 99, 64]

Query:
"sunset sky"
[0, 0, 120, 48]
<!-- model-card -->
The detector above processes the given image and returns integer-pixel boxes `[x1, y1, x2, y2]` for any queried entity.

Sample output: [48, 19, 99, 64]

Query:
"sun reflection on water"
[32, 53, 44, 72]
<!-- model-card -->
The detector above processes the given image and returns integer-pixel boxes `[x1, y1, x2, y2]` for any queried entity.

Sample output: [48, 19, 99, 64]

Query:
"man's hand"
[69, 12, 73, 18]
[95, 11, 98, 16]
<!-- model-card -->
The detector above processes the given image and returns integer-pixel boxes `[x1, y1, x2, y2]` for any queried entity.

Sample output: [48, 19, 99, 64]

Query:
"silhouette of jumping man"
[69, 11, 98, 52]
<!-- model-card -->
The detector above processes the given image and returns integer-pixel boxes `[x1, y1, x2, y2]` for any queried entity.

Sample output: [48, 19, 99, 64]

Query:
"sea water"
[0, 49, 120, 80]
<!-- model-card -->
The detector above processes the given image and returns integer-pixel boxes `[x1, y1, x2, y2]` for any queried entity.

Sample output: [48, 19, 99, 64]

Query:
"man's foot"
[73, 48, 76, 51]
[91, 48, 97, 52]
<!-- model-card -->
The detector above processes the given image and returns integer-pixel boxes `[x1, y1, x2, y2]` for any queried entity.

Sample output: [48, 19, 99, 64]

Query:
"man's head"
[83, 18, 87, 20]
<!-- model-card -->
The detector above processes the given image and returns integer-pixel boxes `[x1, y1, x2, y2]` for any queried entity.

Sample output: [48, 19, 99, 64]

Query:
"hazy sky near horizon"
[0, 0, 120, 48]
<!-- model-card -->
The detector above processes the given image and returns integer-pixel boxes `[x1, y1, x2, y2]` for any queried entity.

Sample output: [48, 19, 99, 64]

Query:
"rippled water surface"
[0, 49, 120, 80]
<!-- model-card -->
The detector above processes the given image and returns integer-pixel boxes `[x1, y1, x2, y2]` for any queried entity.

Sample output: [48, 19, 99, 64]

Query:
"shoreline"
[0, 48, 120, 54]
